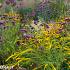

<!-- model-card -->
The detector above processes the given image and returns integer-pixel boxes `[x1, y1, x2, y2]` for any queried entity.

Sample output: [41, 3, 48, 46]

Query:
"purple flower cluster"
[34, 20, 38, 25]
[59, 22, 66, 25]
[56, 28, 63, 34]
[23, 34, 34, 39]
[36, 0, 49, 12]
[5, 0, 16, 6]
[46, 24, 49, 28]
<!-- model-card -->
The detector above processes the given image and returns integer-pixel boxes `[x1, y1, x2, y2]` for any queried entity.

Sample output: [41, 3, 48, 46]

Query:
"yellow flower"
[64, 47, 70, 51]
[55, 34, 60, 38]
[44, 64, 48, 70]
[45, 37, 50, 41]
[67, 61, 70, 64]
[16, 58, 21, 61]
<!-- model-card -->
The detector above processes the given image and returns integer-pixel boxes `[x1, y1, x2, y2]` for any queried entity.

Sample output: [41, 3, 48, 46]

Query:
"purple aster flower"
[20, 29, 27, 32]
[23, 34, 34, 39]
[46, 24, 49, 28]
[56, 28, 63, 34]
[34, 20, 38, 25]
[10, 0, 16, 3]
[56, 31, 61, 34]
[65, 17, 70, 22]
[10, 67, 17, 70]
[0, 20, 5, 25]
[59, 22, 66, 25]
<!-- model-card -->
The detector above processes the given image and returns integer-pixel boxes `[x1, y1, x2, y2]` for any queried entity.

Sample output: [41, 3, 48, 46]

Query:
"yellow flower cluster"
[33, 20, 65, 50]
[4, 12, 21, 22]
[42, 23, 63, 38]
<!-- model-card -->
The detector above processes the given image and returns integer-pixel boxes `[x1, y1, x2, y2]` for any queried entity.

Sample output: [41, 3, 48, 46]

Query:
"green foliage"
[0, 0, 70, 70]
[18, 7, 32, 19]
[0, 13, 21, 64]
[35, 0, 68, 21]
[0, 0, 4, 3]
[6, 48, 32, 67]
[5, 19, 70, 70]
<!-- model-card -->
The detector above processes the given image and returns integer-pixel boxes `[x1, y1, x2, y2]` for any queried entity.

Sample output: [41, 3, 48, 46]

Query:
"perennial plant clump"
[5, 17, 70, 70]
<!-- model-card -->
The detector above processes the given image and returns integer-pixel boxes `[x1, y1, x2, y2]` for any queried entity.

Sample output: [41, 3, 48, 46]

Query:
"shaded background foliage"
[0, 0, 70, 21]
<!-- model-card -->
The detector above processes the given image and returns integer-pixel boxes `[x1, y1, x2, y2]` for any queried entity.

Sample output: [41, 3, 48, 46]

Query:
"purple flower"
[16, 40, 20, 47]
[65, 17, 70, 22]
[46, 24, 49, 28]
[5, 0, 16, 5]
[56, 28, 63, 34]
[10, 68, 14, 70]
[34, 20, 38, 25]
[5, 0, 10, 4]
[20, 29, 27, 32]
[59, 22, 66, 25]
[0, 20, 5, 25]
[9, 0, 16, 3]
[23, 34, 34, 39]
[21, 19, 27, 23]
